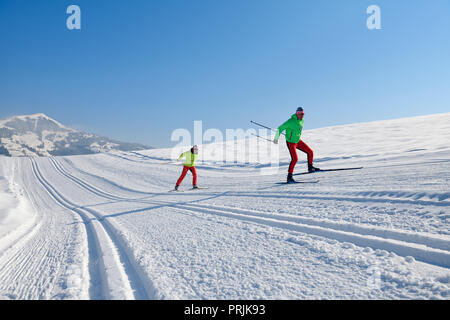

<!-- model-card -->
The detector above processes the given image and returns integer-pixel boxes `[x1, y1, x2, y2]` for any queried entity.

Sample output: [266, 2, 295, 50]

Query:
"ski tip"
[293, 167, 363, 176]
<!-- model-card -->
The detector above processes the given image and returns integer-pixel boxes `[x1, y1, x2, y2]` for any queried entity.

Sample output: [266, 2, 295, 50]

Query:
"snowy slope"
[0, 113, 449, 300]
[142, 112, 450, 169]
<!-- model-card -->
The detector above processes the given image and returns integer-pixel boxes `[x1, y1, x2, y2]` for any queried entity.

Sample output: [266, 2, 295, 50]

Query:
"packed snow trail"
[49, 156, 450, 265]
[0, 113, 449, 299]
[1, 153, 447, 299]
[0, 158, 89, 299]
[30, 158, 150, 300]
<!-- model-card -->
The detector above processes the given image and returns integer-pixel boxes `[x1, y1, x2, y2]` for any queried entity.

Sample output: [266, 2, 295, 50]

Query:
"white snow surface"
[0, 113, 449, 300]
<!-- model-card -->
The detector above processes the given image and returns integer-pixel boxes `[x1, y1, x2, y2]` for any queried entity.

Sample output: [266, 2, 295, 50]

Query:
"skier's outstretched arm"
[177, 152, 186, 162]
[273, 121, 288, 144]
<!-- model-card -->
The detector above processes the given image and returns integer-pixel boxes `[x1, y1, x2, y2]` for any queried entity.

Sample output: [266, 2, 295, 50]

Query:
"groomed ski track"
[46, 157, 450, 268]
[1, 148, 448, 299]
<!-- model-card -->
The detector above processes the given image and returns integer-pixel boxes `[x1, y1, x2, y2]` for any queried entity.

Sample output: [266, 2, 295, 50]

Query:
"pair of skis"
[279, 167, 364, 184]
[170, 187, 209, 192]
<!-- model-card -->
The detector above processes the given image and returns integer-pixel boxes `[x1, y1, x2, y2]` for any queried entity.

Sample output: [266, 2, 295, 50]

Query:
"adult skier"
[175, 145, 199, 190]
[273, 107, 320, 183]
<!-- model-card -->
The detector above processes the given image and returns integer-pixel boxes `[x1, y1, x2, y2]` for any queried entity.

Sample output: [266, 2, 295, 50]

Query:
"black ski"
[170, 187, 209, 192]
[187, 187, 209, 191]
[275, 180, 319, 185]
[293, 167, 363, 176]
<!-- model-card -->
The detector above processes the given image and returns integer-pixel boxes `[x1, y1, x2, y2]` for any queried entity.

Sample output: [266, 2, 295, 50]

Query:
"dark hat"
[296, 107, 304, 113]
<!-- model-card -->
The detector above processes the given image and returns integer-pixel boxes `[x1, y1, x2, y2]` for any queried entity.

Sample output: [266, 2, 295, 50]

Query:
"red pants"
[286, 140, 313, 174]
[176, 166, 197, 186]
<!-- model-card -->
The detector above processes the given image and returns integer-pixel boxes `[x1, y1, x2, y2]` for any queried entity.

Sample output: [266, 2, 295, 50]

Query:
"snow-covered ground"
[0, 113, 449, 300]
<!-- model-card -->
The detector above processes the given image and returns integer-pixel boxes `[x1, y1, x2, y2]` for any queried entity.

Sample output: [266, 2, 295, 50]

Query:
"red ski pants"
[286, 140, 313, 174]
[176, 166, 197, 186]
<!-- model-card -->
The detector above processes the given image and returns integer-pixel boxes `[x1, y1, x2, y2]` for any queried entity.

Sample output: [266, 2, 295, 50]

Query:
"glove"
[273, 138, 278, 144]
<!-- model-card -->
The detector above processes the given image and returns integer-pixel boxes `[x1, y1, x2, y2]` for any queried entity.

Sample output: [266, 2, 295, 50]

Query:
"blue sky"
[1, 0, 449, 148]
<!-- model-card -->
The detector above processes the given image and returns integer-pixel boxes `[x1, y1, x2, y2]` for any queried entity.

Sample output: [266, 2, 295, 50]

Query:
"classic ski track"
[171, 203, 450, 251]
[151, 200, 450, 269]
[30, 157, 123, 299]
[49, 157, 450, 269]
[49, 157, 125, 201]
[47, 157, 156, 299]
[30, 158, 152, 300]
[0, 159, 67, 300]
[0, 161, 42, 259]
[247, 190, 449, 207]
[57, 154, 449, 207]
[76, 153, 450, 207]
[54, 156, 450, 252]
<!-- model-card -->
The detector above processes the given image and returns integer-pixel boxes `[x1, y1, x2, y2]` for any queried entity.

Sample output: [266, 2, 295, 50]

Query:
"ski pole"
[250, 133, 274, 143]
[250, 120, 285, 136]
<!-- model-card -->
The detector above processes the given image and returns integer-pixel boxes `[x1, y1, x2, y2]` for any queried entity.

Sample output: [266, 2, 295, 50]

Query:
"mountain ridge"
[0, 113, 151, 157]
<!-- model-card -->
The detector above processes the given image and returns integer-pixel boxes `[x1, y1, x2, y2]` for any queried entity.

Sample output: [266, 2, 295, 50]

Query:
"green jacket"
[178, 150, 198, 167]
[274, 114, 304, 143]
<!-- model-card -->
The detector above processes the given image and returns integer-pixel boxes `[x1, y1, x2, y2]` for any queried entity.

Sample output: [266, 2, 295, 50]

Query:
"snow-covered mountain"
[0, 113, 150, 157]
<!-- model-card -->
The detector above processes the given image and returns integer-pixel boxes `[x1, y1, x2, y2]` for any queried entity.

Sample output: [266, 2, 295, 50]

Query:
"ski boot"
[308, 164, 321, 173]
[174, 185, 179, 191]
[287, 173, 296, 184]
[192, 185, 199, 189]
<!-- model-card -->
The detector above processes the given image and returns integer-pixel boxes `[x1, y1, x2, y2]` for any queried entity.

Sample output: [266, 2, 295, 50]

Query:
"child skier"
[175, 145, 199, 190]
[273, 107, 320, 183]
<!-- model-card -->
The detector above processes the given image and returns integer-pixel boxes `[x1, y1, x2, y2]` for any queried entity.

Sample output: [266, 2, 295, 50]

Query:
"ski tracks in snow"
[29, 157, 155, 299]
[0, 159, 82, 300]
[158, 201, 450, 268]
[8, 155, 447, 299]
[48, 157, 450, 270]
